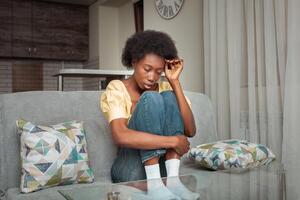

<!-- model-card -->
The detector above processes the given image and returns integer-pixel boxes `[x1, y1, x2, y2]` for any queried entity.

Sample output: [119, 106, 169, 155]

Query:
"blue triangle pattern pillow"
[188, 139, 275, 170]
[17, 119, 94, 193]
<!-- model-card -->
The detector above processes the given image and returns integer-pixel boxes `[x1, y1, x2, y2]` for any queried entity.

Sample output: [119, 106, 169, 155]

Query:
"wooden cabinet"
[8, 0, 88, 61]
[31, 1, 53, 59]
[0, 1, 12, 57]
[12, 0, 34, 58]
[51, 3, 88, 61]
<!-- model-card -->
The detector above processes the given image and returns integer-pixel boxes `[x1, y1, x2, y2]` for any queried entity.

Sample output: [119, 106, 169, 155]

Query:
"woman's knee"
[161, 91, 180, 110]
[161, 91, 177, 103]
[140, 91, 164, 108]
[129, 91, 165, 133]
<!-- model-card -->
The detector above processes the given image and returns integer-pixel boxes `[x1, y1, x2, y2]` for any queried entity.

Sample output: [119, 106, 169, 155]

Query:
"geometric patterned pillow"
[17, 119, 94, 193]
[188, 139, 275, 170]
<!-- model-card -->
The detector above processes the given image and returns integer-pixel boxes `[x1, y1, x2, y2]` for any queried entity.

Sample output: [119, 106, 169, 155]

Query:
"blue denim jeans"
[111, 91, 184, 183]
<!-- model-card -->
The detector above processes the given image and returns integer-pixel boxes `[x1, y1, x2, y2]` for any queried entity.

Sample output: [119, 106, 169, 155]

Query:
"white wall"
[144, 0, 204, 92]
[98, 6, 120, 69]
[118, 2, 135, 67]
[90, 1, 135, 70]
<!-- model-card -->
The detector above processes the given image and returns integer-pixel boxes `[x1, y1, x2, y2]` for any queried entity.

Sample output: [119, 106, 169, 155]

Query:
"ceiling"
[99, 0, 131, 7]
[40, 0, 130, 6]
[40, 0, 97, 6]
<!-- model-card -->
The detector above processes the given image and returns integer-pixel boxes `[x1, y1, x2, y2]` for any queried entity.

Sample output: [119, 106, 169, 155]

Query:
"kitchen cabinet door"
[51, 3, 88, 61]
[12, 0, 54, 59]
[12, 0, 32, 58]
[0, 1, 12, 57]
[31, 1, 53, 59]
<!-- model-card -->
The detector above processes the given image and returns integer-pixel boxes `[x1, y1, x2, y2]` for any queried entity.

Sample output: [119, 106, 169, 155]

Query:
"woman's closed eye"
[144, 67, 151, 72]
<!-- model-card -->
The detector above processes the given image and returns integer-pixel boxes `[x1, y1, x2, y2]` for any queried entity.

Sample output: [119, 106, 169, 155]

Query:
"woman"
[100, 30, 199, 200]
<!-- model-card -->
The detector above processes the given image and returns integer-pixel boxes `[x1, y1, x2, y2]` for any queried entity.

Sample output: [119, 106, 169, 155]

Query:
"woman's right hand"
[173, 135, 190, 156]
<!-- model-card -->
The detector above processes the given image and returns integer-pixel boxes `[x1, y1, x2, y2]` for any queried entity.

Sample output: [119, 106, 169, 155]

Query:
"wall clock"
[155, 0, 185, 19]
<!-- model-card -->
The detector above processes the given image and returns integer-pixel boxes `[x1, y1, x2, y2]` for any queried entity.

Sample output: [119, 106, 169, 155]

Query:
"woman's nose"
[148, 72, 159, 82]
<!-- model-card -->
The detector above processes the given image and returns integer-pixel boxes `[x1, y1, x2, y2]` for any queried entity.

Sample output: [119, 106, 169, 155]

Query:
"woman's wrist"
[168, 136, 179, 149]
[169, 79, 181, 89]
[168, 79, 180, 84]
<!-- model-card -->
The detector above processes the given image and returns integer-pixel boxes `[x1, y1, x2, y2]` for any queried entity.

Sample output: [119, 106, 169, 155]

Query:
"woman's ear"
[131, 59, 137, 68]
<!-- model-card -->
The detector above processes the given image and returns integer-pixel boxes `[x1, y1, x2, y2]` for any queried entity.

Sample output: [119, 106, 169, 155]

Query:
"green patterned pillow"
[17, 119, 94, 193]
[188, 139, 275, 170]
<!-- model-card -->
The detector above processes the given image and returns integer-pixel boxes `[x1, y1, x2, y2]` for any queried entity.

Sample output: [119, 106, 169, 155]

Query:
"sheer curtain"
[203, 0, 300, 199]
[282, 0, 300, 199]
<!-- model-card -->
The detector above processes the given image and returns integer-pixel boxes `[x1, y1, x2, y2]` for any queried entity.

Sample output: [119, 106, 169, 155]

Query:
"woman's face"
[132, 53, 165, 91]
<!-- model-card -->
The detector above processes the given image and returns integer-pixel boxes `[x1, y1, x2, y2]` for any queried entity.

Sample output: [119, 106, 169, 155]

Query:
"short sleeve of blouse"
[100, 80, 129, 123]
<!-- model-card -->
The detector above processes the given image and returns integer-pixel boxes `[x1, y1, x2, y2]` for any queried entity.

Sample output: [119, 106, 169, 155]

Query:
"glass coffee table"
[58, 163, 286, 200]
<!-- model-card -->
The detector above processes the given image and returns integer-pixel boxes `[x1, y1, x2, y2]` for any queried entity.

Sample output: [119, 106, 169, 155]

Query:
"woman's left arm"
[165, 59, 196, 137]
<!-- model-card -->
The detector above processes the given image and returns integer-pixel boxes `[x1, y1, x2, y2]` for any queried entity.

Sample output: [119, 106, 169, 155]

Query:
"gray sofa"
[0, 91, 217, 200]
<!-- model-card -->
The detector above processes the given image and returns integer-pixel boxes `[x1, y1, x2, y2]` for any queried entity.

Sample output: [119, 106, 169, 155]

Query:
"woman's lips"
[144, 84, 154, 89]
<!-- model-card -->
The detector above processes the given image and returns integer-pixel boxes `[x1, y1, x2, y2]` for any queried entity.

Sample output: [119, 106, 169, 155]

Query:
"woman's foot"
[165, 159, 200, 200]
[147, 178, 181, 200]
[145, 163, 180, 200]
[167, 176, 200, 200]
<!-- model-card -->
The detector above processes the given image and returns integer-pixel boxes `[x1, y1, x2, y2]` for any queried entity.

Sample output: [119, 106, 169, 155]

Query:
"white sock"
[144, 164, 180, 200]
[165, 159, 180, 177]
[166, 159, 200, 200]
[145, 164, 161, 179]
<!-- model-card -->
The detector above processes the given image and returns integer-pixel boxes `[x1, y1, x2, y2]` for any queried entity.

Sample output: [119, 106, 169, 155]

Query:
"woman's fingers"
[174, 135, 190, 155]
[165, 58, 183, 65]
[165, 58, 183, 70]
[164, 58, 184, 81]
[165, 59, 182, 69]
[165, 58, 183, 62]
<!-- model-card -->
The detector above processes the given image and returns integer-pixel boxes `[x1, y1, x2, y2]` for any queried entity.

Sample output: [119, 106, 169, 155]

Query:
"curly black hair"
[122, 30, 178, 67]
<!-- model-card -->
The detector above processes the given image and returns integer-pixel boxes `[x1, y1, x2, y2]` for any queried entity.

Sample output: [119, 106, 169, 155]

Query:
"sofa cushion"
[17, 119, 94, 193]
[188, 139, 275, 170]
